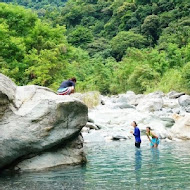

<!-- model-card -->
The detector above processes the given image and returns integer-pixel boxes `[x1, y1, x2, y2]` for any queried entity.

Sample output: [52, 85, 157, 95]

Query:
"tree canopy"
[0, 0, 190, 94]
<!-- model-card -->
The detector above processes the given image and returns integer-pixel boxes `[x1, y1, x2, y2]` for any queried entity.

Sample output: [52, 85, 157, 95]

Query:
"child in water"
[146, 127, 160, 148]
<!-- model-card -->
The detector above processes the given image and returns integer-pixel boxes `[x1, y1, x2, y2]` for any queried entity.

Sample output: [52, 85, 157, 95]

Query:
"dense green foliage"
[0, 0, 67, 9]
[0, 1, 190, 94]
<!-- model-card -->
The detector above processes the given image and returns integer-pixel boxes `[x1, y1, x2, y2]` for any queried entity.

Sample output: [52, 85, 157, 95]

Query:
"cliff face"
[0, 74, 88, 171]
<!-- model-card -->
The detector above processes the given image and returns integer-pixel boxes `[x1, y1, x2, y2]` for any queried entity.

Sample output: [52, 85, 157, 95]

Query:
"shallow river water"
[0, 140, 190, 190]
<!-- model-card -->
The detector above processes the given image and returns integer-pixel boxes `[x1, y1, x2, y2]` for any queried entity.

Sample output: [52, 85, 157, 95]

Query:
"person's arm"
[133, 130, 137, 136]
[131, 128, 138, 136]
[146, 132, 151, 142]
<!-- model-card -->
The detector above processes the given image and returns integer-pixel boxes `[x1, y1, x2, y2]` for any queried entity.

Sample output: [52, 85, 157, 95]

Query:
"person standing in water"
[57, 77, 76, 95]
[130, 121, 141, 148]
[146, 127, 160, 148]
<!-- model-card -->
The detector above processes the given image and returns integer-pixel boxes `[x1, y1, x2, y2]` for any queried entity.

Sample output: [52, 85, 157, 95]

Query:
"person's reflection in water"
[134, 149, 142, 187]
[151, 148, 160, 165]
[135, 149, 142, 171]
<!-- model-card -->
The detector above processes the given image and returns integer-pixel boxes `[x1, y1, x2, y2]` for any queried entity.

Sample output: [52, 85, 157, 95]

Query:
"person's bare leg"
[154, 144, 158, 148]
[69, 86, 75, 94]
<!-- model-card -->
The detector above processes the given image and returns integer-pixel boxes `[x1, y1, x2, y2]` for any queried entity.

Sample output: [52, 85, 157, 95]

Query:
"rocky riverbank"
[0, 74, 88, 172]
[82, 91, 190, 142]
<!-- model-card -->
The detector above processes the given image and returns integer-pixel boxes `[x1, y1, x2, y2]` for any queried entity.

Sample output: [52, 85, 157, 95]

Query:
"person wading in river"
[146, 127, 160, 148]
[130, 121, 141, 148]
[57, 77, 76, 95]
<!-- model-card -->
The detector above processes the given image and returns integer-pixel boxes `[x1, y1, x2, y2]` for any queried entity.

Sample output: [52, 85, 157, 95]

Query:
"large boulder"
[137, 93, 163, 112]
[116, 95, 128, 104]
[163, 98, 179, 109]
[178, 95, 190, 113]
[170, 114, 190, 140]
[0, 74, 16, 118]
[0, 74, 88, 171]
[160, 117, 175, 128]
[118, 91, 144, 106]
[128, 94, 144, 106]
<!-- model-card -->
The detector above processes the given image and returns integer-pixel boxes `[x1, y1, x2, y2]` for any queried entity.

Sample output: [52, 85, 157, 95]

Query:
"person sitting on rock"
[57, 77, 76, 95]
[146, 127, 160, 148]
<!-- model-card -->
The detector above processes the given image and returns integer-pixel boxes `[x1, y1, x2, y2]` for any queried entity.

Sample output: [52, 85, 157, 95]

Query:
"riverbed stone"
[178, 95, 190, 107]
[117, 95, 128, 104]
[137, 93, 163, 112]
[168, 91, 186, 99]
[113, 103, 135, 109]
[112, 135, 127, 141]
[171, 114, 190, 140]
[160, 117, 175, 128]
[85, 122, 99, 130]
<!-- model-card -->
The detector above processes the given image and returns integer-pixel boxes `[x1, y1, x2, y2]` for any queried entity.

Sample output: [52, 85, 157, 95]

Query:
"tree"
[142, 15, 160, 45]
[127, 64, 160, 93]
[68, 26, 93, 48]
[182, 62, 190, 91]
[87, 38, 112, 58]
[111, 31, 148, 60]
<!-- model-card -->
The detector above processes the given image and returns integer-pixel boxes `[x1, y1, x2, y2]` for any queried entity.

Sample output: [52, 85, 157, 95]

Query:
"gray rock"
[82, 126, 90, 133]
[185, 107, 190, 113]
[137, 94, 163, 112]
[88, 116, 94, 123]
[0, 74, 88, 171]
[101, 99, 105, 105]
[171, 114, 190, 140]
[17, 135, 86, 171]
[113, 103, 135, 109]
[0, 74, 16, 101]
[160, 117, 175, 128]
[172, 108, 180, 114]
[94, 123, 103, 129]
[163, 98, 179, 109]
[0, 74, 16, 118]
[152, 91, 165, 98]
[128, 94, 144, 106]
[85, 122, 99, 130]
[117, 95, 128, 104]
[112, 135, 127, 141]
[168, 91, 185, 99]
[178, 95, 190, 107]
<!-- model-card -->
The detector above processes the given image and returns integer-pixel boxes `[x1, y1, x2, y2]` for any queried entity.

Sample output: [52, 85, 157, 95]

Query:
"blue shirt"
[59, 80, 75, 89]
[133, 127, 141, 143]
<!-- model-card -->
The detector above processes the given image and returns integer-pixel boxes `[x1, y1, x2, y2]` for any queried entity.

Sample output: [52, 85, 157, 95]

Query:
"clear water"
[0, 140, 190, 190]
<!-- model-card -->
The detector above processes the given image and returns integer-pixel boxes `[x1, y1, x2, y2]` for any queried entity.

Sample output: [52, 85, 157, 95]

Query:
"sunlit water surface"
[0, 140, 190, 190]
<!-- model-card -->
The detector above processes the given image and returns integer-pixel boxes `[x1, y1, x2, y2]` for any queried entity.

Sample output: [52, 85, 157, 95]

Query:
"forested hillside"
[0, 0, 190, 94]
[0, 0, 67, 9]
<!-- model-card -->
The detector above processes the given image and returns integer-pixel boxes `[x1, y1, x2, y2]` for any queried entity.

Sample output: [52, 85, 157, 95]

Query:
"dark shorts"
[135, 142, 141, 148]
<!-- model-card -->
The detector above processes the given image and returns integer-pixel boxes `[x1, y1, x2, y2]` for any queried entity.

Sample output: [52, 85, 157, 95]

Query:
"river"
[0, 140, 190, 190]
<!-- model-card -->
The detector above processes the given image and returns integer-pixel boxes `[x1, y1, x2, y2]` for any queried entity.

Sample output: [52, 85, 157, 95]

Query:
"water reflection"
[135, 149, 142, 171]
[151, 148, 160, 164]
[134, 149, 142, 187]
